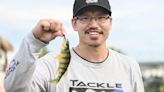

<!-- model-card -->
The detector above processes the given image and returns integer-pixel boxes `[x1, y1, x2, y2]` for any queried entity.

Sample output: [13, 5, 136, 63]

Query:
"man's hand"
[32, 19, 66, 43]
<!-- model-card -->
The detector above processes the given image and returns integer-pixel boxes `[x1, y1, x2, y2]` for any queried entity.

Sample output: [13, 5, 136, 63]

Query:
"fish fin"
[50, 79, 59, 85]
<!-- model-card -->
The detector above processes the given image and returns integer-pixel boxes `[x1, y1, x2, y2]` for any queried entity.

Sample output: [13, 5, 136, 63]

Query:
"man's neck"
[74, 44, 108, 63]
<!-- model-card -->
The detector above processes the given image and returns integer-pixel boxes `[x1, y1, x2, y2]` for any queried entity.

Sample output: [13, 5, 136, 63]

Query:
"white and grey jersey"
[4, 32, 145, 92]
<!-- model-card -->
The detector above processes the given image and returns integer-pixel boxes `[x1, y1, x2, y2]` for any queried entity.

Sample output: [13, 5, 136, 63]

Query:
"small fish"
[51, 35, 71, 84]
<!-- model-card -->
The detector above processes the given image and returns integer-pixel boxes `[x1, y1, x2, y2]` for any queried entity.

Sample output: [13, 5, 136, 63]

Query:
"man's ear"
[71, 18, 78, 31]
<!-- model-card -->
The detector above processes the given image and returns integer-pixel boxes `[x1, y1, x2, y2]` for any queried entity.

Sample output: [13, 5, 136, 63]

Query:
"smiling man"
[4, 0, 145, 92]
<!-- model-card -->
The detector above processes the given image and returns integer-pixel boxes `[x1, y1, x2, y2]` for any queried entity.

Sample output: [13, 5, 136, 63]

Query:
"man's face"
[72, 7, 112, 47]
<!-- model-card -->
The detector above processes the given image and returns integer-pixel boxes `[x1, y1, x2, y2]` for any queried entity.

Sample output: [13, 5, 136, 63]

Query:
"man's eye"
[98, 16, 105, 19]
[81, 17, 89, 20]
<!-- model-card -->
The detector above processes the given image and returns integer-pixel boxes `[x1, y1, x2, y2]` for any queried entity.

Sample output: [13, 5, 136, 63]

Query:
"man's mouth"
[85, 30, 103, 35]
[84, 30, 103, 40]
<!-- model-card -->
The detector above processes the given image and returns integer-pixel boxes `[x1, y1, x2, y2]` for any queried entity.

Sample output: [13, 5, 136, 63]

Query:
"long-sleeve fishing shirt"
[4, 32, 145, 92]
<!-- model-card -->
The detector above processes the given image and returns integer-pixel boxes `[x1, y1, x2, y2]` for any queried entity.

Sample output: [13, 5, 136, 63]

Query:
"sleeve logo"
[5, 59, 19, 79]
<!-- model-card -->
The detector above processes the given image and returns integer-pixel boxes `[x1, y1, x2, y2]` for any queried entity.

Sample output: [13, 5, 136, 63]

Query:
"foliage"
[0, 37, 13, 52]
[0, 36, 13, 72]
[109, 46, 125, 55]
[144, 76, 164, 92]
[160, 84, 164, 92]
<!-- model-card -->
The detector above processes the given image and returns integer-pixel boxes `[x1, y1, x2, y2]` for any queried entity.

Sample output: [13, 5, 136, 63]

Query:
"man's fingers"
[40, 19, 65, 35]
[52, 26, 66, 38]
[61, 26, 66, 35]
[50, 21, 62, 32]
[39, 20, 52, 31]
[32, 19, 67, 43]
[39, 19, 62, 32]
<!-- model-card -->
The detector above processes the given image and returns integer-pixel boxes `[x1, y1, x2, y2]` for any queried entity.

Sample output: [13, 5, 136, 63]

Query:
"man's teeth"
[88, 31, 99, 35]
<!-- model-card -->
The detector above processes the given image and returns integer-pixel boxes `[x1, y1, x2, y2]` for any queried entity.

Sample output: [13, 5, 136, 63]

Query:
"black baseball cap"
[73, 0, 112, 17]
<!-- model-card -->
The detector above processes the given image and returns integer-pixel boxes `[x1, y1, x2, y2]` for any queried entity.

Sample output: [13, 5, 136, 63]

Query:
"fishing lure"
[51, 35, 71, 84]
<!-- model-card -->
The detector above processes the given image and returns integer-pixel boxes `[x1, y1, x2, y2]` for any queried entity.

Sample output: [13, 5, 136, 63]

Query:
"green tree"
[0, 36, 13, 72]
[160, 83, 164, 92]
[109, 46, 125, 54]
[145, 76, 164, 92]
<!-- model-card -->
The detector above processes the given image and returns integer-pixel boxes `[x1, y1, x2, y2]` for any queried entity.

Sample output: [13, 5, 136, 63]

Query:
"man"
[4, 0, 145, 92]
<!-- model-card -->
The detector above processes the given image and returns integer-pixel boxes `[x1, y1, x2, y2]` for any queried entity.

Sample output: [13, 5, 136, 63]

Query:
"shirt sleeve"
[4, 32, 48, 92]
[132, 62, 145, 92]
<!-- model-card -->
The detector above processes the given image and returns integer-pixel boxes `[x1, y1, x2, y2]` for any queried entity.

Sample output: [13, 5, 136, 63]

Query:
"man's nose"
[88, 18, 99, 27]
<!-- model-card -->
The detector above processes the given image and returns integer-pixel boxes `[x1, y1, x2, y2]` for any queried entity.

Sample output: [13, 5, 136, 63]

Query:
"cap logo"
[86, 0, 98, 4]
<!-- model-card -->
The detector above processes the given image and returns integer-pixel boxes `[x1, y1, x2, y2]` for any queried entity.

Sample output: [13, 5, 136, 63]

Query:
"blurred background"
[0, 0, 164, 92]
